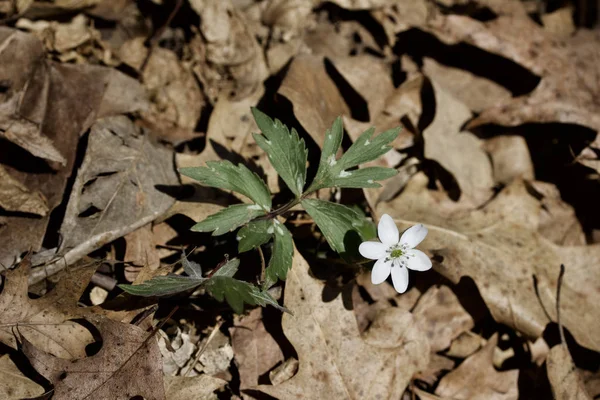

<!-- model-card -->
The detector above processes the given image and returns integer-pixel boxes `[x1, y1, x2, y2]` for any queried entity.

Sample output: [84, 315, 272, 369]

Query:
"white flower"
[359, 214, 432, 293]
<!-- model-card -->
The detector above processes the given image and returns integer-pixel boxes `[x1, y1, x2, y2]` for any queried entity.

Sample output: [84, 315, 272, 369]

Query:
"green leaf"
[263, 221, 293, 289]
[190, 204, 266, 236]
[237, 220, 273, 253]
[118, 275, 205, 297]
[212, 258, 240, 278]
[179, 161, 271, 210]
[301, 198, 368, 259]
[335, 126, 399, 172]
[332, 167, 397, 188]
[182, 256, 202, 279]
[205, 276, 289, 314]
[252, 108, 308, 197]
[307, 121, 399, 193]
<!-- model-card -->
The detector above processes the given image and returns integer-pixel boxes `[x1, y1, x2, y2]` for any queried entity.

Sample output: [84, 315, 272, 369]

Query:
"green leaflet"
[237, 220, 273, 253]
[263, 221, 293, 290]
[179, 160, 272, 210]
[307, 122, 399, 192]
[205, 276, 289, 314]
[252, 108, 308, 197]
[118, 275, 205, 297]
[190, 204, 266, 236]
[301, 198, 368, 260]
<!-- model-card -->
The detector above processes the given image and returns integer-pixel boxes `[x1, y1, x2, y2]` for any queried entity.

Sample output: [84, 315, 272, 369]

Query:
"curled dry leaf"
[0, 258, 96, 358]
[190, 0, 269, 101]
[412, 285, 474, 352]
[0, 354, 44, 399]
[378, 173, 600, 352]
[164, 375, 227, 400]
[435, 334, 519, 400]
[483, 135, 534, 185]
[547, 345, 592, 400]
[123, 224, 161, 283]
[0, 164, 48, 216]
[256, 250, 430, 399]
[230, 307, 284, 390]
[23, 316, 165, 400]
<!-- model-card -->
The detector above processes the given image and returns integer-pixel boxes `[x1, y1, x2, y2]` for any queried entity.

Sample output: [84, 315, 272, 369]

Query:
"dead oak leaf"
[23, 316, 165, 400]
[0, 354, 44, 399]
[256, 250, 429, 399]
[0, 258, 96, 359]
[0, 164, 48, 216]
[435, 334, 518, 400]
[547, 345, 592, 400]
[378, 173, 600, 352]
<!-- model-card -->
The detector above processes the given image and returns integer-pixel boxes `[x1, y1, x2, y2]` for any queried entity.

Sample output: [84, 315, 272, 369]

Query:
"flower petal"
[378, 214, 399, 246]
[391, 265, 409, 293]
[359, 241, 388, 260]
[371, 258, 392, 285]
[400, 224, 428, 248]
[405, 249, 432, 271]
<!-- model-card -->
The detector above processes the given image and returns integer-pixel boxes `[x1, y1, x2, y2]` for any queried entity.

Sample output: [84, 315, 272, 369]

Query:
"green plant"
[120, 109, 399, 313]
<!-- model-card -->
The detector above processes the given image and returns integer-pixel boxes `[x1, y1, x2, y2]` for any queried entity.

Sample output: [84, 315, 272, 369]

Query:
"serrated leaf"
[307, 121, 399, 193]
[301, 198, 367, 260]
[205, 276, 289, 314]
[212, 258, 240, 278]
[252, 108, 308, 197]
[179, 160, 272, 210]
[118, 275, 205, 297]
[238, 220, 273, 253]
[335, 127, 399, 172]
[182, 256, 202, 279]
[263, 221, 294, 289]
[191, 204, 266, 236]
[332, 167, 398, 188]
[311, 116, 343, 189]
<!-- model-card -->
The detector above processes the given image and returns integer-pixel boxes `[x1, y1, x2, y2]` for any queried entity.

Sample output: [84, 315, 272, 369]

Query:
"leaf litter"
[1, 0, 600, 399]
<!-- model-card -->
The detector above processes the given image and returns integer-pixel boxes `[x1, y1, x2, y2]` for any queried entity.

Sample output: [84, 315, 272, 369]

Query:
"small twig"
[183, 319, 223, 377]
[288, 218, 314, 225]
[90, 272, 117, 291]
[206, 255, 230, 279]
[555, 264, 567, 346]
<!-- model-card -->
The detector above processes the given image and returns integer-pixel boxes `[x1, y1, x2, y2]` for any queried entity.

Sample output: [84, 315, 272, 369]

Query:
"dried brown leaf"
[0, 164, 48, 216]
[435, 334, 519, 400]
[23, 316, 165, 400]
[0, 258, 96, 358]
[164, 375, 226, 400]
[423, 79, 494, 205]
[0, 354, 44, 399]
[230, 307, 284, 390]
[256, 250, 430, 399]
[547, 345, 592, 400]
[278, 54, 349, 146]
[413, 285, 474, 352]
[483, 135, 534, 185]
[378, 173, 600, 352]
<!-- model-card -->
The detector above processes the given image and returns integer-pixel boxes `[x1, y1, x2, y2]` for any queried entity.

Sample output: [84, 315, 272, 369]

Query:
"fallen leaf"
[446, 332, 484, 359]
[422, 57, 512, 113]
[0, 164, 48, 216]
[124, 224, 161, 283]
[164, 375, 227, 400]
[256, 250, 430, 399]
[159, 328, 196, 376]
[53, 116, 176, 272]
[547, 345, 592, 400]
[230, 307, 284, 390]
[483, 135, 534, 185]
[413, 285, 474, 352]
[435, 334, 519, 400]
[0, 258, 96, 358]
[278, 54, 349, 146]
[0, 354, 44, 399]
[23, 316, 166, 400]
[423, 79, 494, 205]
[541, 6, 576, 38]
[269, 357, 299, 385]
[378, 173, 600, 352]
